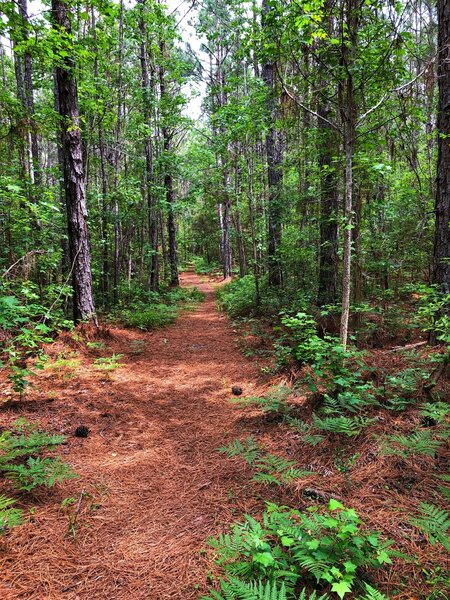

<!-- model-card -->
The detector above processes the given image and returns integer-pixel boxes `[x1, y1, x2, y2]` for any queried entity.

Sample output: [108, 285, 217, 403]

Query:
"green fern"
[0, 429, 66, 463]
[384, 396, 416, 411]
[205, 501, 392, 600]
[419, 402, 450, 424]
[0, 495, 23, 534]
[0, 420, 77, 492]
[378, 430, 444, 458]
[202, 578, 287, 600]
[202, 577, 331, 600]
[253, 453, 312, 486]
[283, 418, 325, 446]
[4, 456, 77, 492]
[437, 474, 450, 500]
[231, 386, 292, 417]
[357, 584, 388, 600]
[219, 437, 262, 465]
[312, 415, 374, 437]
[407, 503, 450, 550]
[219, 439, 310, 486]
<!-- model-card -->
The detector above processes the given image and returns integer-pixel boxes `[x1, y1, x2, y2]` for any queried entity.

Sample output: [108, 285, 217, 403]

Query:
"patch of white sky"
[2, 0, 207, 120]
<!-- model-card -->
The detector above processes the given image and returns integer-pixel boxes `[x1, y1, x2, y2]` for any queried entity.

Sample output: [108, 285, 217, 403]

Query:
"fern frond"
[408, 503, 450, 550]
[218, 437, 262, 465]
[283, 418, 325, 446]
[202, 578, 290, 600]
[358, 583, 388, 599]
[379, 430, 443, 458]
[312, 415, 373, 436]
[0, 495, 23, 534]
[253, 453, 312, 485]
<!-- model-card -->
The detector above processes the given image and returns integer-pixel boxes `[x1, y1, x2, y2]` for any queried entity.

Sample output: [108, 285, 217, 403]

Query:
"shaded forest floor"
[0, 272, 448, 599]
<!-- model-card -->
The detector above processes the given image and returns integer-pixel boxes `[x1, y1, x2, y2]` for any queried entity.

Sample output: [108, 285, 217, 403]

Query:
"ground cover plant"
[0, 419, 76, 535]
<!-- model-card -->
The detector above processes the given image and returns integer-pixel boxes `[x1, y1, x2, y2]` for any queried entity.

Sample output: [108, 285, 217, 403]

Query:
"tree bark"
[139, 0, 159, 290]
[339, 0, 358, 350]
[433, 0, 450, 292]
[52, 0, 96, 324]
[317, 99, 339, 306]
[262, 0, 283, 287]
[159, 39, 179, 287]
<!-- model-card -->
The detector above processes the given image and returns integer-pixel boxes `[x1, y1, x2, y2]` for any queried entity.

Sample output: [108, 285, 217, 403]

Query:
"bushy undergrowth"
[114, 285, 203, 330]
[192, 256, 220, 275]
[0, 281, 74, 399]
[217, 276, 259, 318]
[204, 500, 392, 599]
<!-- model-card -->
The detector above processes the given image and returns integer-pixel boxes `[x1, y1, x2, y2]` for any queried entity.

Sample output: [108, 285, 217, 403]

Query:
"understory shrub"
[0, 283, 74, 399]
[192, 256, 220, 275]
[204, 500, 392, 599]
[217, 275, 259, 317]
[120, 304, 177, 330]
[116, 285, 203, 330]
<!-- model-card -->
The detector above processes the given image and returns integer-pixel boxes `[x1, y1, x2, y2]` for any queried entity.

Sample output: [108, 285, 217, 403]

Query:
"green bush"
[120, 304, 178, 330]
[192, 256, 219, 275]
[206, 500, 392, 599]
[115, 284, 203, 330]
[217, 275, 258, 317]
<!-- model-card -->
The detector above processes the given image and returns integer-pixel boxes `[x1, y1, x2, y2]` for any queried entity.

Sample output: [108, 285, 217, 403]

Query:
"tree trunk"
[159, 39, 179, 287]
[433, 0, 450, 292]
[317, 99, 339, 306]
[262, 0, 283, 287]
[52, 0, 96, 324]
[339, 0, 358, 350]
[340, 139, 354, 350]
[18, 0, 40, 189]
[220, 168, 232, 279]
[139, 0, 159, 290]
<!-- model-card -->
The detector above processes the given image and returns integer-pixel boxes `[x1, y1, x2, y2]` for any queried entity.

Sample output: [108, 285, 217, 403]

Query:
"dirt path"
[0, 272, 263, 600]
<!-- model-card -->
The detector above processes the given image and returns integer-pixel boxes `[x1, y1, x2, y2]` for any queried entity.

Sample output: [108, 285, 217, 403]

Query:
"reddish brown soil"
[0, 272, 266, 599]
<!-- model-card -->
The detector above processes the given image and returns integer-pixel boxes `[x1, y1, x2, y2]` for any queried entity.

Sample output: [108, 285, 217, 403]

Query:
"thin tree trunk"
[91, 7, 109, 303]
[317, 99, 339, 306]
[159, 39, 179, 286]
[18, 0, 40, 188]
[139, 0, 159, 290]
[112, 0, 124, 304]
[339, 0, 358, 350]
[262, 0, 283, 287]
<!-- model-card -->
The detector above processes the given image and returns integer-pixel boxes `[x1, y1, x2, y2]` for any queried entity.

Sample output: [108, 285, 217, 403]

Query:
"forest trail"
[0, 272, 263, 600]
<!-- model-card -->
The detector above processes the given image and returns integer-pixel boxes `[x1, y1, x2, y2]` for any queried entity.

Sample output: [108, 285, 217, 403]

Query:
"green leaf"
[253, 552, 275, 567]
[343, 561, 356, 573]
[281, 536, 295, 547]
[331, 580, 352, 598]
[376, 550, 391, 564]
[328, 499, 344, 511]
